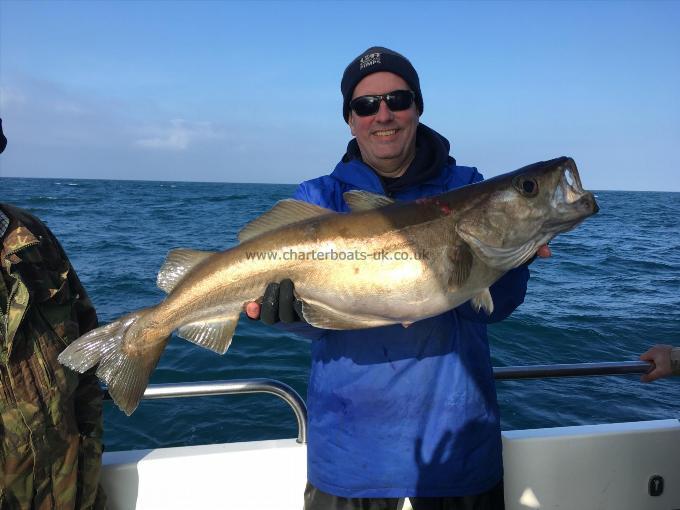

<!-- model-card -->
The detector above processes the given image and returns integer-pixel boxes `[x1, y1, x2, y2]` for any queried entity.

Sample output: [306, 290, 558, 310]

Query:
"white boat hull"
[101, 419, 680, 509]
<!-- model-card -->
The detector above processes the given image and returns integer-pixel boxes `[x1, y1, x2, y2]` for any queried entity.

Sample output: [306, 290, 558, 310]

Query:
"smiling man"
[247, 47, 548, 510]
[346, 71, 418, 179]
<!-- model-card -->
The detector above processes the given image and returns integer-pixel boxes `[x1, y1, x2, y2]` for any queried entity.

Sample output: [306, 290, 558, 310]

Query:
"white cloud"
[0, 73, 336, 183]
[135, 119, 225, 151]
[0, 86, 27, 109]
[0, 76, 131, 148]
[2, 76, 227, 153]
[52, 100, 90, 115]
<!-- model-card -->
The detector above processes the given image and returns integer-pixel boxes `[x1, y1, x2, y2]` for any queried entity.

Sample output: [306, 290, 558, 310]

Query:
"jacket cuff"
[671, 347, 680, 375]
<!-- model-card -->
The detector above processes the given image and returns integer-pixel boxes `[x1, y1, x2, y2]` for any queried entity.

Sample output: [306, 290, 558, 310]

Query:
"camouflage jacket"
[0, 204, 105, 510]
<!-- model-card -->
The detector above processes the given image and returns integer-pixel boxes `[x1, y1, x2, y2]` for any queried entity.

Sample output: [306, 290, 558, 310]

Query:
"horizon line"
[1, 175, 677, 194]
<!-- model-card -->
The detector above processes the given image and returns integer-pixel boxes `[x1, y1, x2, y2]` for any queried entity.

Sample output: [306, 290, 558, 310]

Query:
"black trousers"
[304, 481, 505, 510]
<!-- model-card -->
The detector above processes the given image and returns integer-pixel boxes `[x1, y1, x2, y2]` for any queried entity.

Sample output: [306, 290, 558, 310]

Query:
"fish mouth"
[551, 160, 599, 218]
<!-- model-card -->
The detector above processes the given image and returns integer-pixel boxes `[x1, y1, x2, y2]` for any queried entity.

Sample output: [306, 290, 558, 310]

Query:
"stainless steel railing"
[494, 360, 652, 379]
[104, 378, 308, 444]
[103, 361, 653, 445]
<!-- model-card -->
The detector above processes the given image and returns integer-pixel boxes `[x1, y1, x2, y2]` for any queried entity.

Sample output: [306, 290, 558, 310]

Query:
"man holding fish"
[246, 47, 552, 510]
[59, 47, 597, 509]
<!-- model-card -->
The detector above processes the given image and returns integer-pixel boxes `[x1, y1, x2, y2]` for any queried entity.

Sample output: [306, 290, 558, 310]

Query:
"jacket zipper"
[6, 240, 56, 388]
[2, 240, 40, 341]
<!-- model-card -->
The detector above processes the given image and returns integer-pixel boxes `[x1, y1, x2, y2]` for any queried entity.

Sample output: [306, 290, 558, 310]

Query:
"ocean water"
[2, 177, 679, 452]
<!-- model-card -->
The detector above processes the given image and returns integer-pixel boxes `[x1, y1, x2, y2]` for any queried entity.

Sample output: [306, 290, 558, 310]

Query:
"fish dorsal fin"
[343, 190, 395, 212]
[238, 199, 334, 243]
[177, 312, 240, 354]
[157, 249, 215, 294]
[471, 288, 494, 315]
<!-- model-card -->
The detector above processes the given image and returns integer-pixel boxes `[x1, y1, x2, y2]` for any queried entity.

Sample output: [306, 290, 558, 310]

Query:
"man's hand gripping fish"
[59, 157, 599, 415]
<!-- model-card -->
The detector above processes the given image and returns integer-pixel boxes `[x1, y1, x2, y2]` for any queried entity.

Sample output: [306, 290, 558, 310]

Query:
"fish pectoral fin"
[484, 243, 536, 271]
[471, 288, 494, 315]
[447, 242, 474, 289]
[157, 249, 216, 294]
[238, 199, 335, 243]
[300, 300, 394, 330]
[177, 314, 239, 354]
[343, 190, 395, 212]
[457, 228, 536, 271]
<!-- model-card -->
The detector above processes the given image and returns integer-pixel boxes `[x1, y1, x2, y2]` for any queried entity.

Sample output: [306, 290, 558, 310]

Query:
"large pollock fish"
[59, 157, 598, 415]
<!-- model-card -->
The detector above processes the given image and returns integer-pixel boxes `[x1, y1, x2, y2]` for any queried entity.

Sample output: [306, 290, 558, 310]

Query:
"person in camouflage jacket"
[0, 202, 106, 509]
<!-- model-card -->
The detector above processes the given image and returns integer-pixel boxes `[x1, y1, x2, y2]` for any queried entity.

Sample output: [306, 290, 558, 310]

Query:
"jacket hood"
[335, 123, 456, 194]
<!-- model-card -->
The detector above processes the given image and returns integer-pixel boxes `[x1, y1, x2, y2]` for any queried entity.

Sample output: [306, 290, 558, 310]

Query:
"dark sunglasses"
[349, 90, 415, 117]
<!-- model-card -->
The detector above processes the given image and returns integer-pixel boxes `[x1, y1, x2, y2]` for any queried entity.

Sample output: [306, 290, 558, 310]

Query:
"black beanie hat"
[341, 46, 423, 122]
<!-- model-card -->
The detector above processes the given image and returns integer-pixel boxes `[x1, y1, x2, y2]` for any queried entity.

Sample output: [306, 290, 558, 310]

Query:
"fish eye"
[513, 176, 539, 197]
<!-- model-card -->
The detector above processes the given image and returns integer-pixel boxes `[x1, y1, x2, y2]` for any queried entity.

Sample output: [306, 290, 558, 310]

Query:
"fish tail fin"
[58, 308, 168, 416]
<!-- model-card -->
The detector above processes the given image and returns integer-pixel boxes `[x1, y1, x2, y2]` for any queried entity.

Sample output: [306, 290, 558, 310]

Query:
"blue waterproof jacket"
[286, 155, 530, 498]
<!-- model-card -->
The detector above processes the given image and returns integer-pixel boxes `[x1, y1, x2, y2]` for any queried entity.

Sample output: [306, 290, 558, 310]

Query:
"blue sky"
[0, 1, 678, 191]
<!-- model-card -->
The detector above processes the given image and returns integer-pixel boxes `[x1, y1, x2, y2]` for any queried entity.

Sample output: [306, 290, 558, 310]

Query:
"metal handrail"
[102, 362, 653, 446]
[104, 378, 308, 444]
[494, 361, 652, 380]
